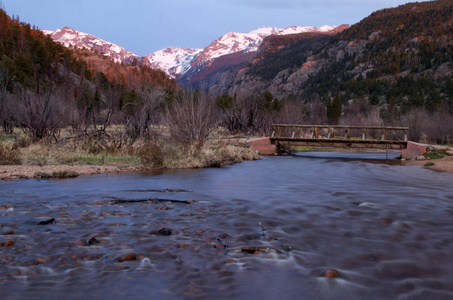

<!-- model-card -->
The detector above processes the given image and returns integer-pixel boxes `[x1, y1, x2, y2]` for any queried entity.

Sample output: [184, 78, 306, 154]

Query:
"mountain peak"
[43, 24, 341, 80]
[145, 47, 203, 78]
[60, 26, 75, 32]
[249, 27, 283, 36]
[43, 27, 138, 64]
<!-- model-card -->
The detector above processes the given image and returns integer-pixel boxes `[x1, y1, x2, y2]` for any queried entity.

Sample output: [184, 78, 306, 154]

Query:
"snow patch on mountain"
[42, 27, 138, 63]
[277, 25, 337, 35]
[197, 32, 263, 62]
[144, 47, 203, 78]
[190, 25, 338, 67]
[249, 27, 283, 36]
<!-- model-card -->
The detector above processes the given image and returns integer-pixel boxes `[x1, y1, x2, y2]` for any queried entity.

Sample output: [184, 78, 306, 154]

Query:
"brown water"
[1, 152, 453, 300]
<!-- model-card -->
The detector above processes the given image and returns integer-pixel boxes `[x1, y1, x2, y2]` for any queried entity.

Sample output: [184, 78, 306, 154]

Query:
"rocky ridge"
[43, 25, 338, 82]
[43, 27, 139, 64]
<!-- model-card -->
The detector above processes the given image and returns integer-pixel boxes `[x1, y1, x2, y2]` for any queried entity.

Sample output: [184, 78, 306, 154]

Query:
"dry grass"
[0, 127, 262, 174]
[18, 140, 140, 167]
[162, 141, 261, 169]
[0, 141, 21, 165]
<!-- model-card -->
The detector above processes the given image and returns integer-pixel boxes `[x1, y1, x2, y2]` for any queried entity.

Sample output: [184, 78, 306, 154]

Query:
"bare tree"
[16, 86, 62, 141]
[164, 91, 219, 147]
[120, 88, 166, 139]
[304, 99, 327, 125]
[426, 102, 452, 144]
[276, 100, 305, 125]
[217, 93, 287, 136]
[136, 89, 165, 136]
[218, 95, 260, 135]
[403, 107, 428, 142]
[0, 62, 13, 133]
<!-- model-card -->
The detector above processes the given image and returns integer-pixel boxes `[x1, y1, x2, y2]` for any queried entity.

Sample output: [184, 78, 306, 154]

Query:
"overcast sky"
[3, 0, 430, 56]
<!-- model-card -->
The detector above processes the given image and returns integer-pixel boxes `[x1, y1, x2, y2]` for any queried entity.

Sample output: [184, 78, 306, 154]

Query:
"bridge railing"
[271, 124, 409, 142]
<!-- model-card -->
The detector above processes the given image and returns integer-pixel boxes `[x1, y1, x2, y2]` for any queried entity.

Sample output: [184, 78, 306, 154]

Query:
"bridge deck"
[271, 137, 407, 150]
[271, 124, 409, 150]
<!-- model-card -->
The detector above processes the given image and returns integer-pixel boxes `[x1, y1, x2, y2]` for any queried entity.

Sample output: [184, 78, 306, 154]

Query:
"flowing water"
[1, 152, 453, 299]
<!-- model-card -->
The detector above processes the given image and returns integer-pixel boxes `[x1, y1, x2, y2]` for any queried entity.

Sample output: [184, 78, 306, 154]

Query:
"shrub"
[82, 137, 104, 155]
[137, 142, 164, 168]
[0, 142, 21, 165]
[424, 151, 445, 160]
[15, 136, 32, 148]
[24, 155, 48, 166]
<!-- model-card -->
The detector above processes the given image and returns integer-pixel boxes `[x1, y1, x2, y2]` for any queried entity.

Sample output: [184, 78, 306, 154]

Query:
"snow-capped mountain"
[43, 25, 338, 80]
[144, 47, 203, 79]
[148, 25, 338, 78]
[195, 25, 338, 64]
[42, 27, 139, 64]
[192, 31, 266, 67]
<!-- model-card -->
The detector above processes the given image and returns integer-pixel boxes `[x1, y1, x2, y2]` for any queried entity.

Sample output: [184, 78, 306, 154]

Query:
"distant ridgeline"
[209, 0, 453, 113]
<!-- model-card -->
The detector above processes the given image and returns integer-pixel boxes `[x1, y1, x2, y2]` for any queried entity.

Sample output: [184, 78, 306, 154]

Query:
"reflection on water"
[1, 152, 453, 299]
[291, 151, 403, 165]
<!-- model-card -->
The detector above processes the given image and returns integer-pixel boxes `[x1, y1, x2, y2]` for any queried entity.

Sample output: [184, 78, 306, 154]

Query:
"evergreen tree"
[327, 95, 342, 124]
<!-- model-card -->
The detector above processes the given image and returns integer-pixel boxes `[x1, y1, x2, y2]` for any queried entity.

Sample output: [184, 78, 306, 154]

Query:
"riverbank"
[0, 138, 262, 180]
[403, 154, 453, 173]
[289, 144, 453, 173]
[1, 136, 452, 180]
[2, 149, 452, 180]
[0, 165, 145, 180]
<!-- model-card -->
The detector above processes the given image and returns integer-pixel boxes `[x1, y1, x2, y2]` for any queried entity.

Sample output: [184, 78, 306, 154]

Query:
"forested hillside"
[219, 0, 453, 111]
[0, 9, 177, 140]
[303, 0, 453, 108]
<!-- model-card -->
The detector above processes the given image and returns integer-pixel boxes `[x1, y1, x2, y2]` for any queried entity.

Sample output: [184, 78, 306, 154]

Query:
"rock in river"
[118, 253, 137, 262]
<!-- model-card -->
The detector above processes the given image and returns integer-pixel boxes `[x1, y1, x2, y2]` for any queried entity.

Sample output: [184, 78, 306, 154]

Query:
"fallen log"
[217, 237, 291, 255]
[110, 198, 191, 205]
[227, 246, 286, 254]
[37, 218, 56, 225]
[126, 189, 193, 193]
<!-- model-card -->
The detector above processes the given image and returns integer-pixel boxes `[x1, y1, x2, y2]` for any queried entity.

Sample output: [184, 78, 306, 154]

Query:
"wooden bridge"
[270, 124, 409, 151]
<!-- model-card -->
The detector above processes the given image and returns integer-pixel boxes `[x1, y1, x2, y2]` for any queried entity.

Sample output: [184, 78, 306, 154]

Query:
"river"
[1, 152, 453, 299]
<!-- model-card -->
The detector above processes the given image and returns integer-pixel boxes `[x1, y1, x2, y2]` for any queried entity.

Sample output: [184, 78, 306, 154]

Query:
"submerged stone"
[37, 218, 56, 225]
[118, 253, 137, 262]
[2, 240, 14, 246]
[157, 228, 172, 236]
[324, 269, 339, 278]
[87, 237, 100, 245]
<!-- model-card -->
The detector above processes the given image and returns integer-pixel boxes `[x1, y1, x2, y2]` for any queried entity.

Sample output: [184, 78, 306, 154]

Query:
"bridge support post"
[401, 141, 427, 159]
[275, 142, 282, 155]
[386, 143, 389, 164]
[249, 137, 278, 155]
